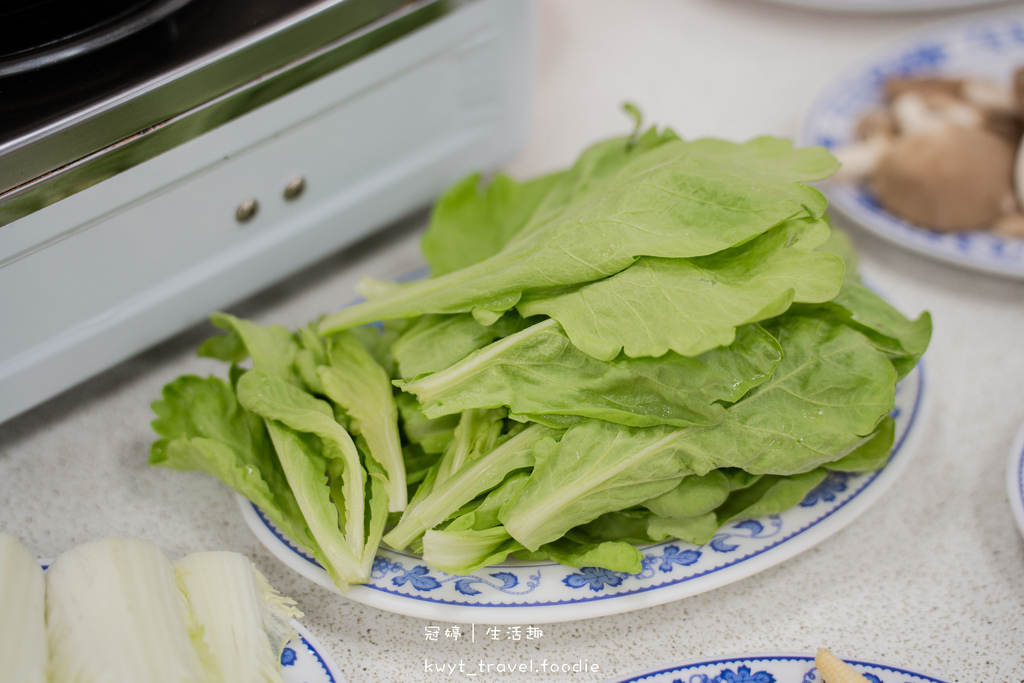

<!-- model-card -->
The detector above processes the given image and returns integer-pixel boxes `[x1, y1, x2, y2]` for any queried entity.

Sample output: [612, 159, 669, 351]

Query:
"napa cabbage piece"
[0, 533, 46, 683]
[45, 537, 208, 683]
[174, 551, 302, 683]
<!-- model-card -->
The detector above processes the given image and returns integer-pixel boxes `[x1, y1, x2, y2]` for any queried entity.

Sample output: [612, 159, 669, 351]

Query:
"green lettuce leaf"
[383, 425, 552, 551]
[640, 470, 732, 518]
[395, 393, 458, 454]
[711, 468, 828, 524]
[235, 370, 368, 568]
[516, 216, 844, 359]
[497, 310, 898, 551]
[421, 171, 566, 277]
[318, 332, 406, 511]
[679, 312, 898, 474]
[801, 280, 932, 380]
[499, 420, 700, 551]
[825, 416, 895, 473]
[514, 537, 643, 573]
[398, 320, 782, 428]
[421, 527, 522, 574]
[262, 421, 364, 589]
[391, 313, 533, 381]
[149, 376, 313, 556]
[199, 313, 304, 388]
[319, 137, 837, 333]
[433, 408, 508, 487]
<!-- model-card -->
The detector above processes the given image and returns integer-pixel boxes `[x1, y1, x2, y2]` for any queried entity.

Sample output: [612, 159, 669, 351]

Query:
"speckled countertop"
[3, 1, 1024, 681]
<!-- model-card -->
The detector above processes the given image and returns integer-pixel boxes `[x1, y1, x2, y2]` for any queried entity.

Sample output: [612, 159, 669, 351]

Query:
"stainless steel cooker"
[0, 0, 535, 423]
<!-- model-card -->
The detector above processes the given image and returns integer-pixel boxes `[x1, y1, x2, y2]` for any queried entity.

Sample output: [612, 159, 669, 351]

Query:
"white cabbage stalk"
[0, 533, 47, 683]
[45, 537, 208, 683]
[174, 551, 303, 683]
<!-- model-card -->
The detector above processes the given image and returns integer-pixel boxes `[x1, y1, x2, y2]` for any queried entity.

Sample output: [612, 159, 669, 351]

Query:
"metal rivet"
[283, 176, 306, 201]
[235, 198, 259, 223]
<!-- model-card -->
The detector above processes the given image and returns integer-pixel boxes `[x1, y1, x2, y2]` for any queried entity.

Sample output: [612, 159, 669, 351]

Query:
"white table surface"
[3, 1, 1024, 681]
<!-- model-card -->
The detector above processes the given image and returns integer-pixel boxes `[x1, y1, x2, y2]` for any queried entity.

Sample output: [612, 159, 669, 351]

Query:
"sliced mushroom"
[890, 91, 983, 136]
[884, 76, 964, 102]
[856, 107, 897, 141]
[832, 135, 891, 181]
[993, 212, 1024, 238]
[871, 126, 1016, 231]
[1012, 66, 1024, 116]
[960, 78, 1016, 114]
[1014, 132, 1024, 211]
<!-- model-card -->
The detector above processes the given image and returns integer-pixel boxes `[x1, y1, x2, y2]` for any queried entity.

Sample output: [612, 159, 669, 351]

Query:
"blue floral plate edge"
[599, 651, 950, 683]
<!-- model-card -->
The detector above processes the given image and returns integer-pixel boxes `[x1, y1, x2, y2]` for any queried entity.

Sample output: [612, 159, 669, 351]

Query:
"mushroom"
[856, 107, 897, 140]
[993, 212, 1024, 238]
[1010, 66, 1024, 116]
[886, 75, 1020, 141]
[834, 72, 1024, 233]
[1014, 131, 1024, 212]
[890, 90, 983, 135]
[831, 135, 891, 181]
[871, 126, 1016, 231]
[884, 75, 964, 101]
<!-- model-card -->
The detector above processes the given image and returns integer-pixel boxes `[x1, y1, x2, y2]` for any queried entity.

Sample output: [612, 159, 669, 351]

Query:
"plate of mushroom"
[801, 8, 1024, 279]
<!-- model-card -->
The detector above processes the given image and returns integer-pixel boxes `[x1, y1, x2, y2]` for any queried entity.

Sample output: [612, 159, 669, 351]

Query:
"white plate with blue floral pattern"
[1006, 423, 1024, 540]
[37, 562, 344, 682]
[801, 8, 1024, 279]
[279, 622, 345, 683]
[602, 653, 949, 683]
[240, 362, 929, 625]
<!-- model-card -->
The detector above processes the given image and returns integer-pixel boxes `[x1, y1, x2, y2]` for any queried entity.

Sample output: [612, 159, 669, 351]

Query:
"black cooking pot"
[0, 0, 192, 75]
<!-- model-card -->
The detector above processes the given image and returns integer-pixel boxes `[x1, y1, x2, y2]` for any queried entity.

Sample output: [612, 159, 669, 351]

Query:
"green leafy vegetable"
[319, 331, 406, 511]
[384, 424, 553, 551]
[399, 319, 782, 428]
[318, 136, 838, 333]
[236, 370, 366, 565]
[150, 375, 313, 556]
[516, 216, 844, 359]
[150, 111, 930, 590]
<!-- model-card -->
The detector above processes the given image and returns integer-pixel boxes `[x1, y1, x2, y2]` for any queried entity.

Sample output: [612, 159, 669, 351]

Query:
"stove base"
[0, 0, 534, 423]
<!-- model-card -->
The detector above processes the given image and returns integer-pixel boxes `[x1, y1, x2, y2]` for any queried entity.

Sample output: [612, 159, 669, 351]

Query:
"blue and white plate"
[283, 622, 345, 683]
[603, 653, 949, 683]
[1006, 423, 1024, 540]
[241, 363, 929, 625]
[37, 562, 344, 682]
[802, 8, 1024, 279]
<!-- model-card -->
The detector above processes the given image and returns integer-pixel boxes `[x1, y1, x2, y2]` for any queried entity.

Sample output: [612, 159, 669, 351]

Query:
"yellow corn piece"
[816, 648, 870, 683]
